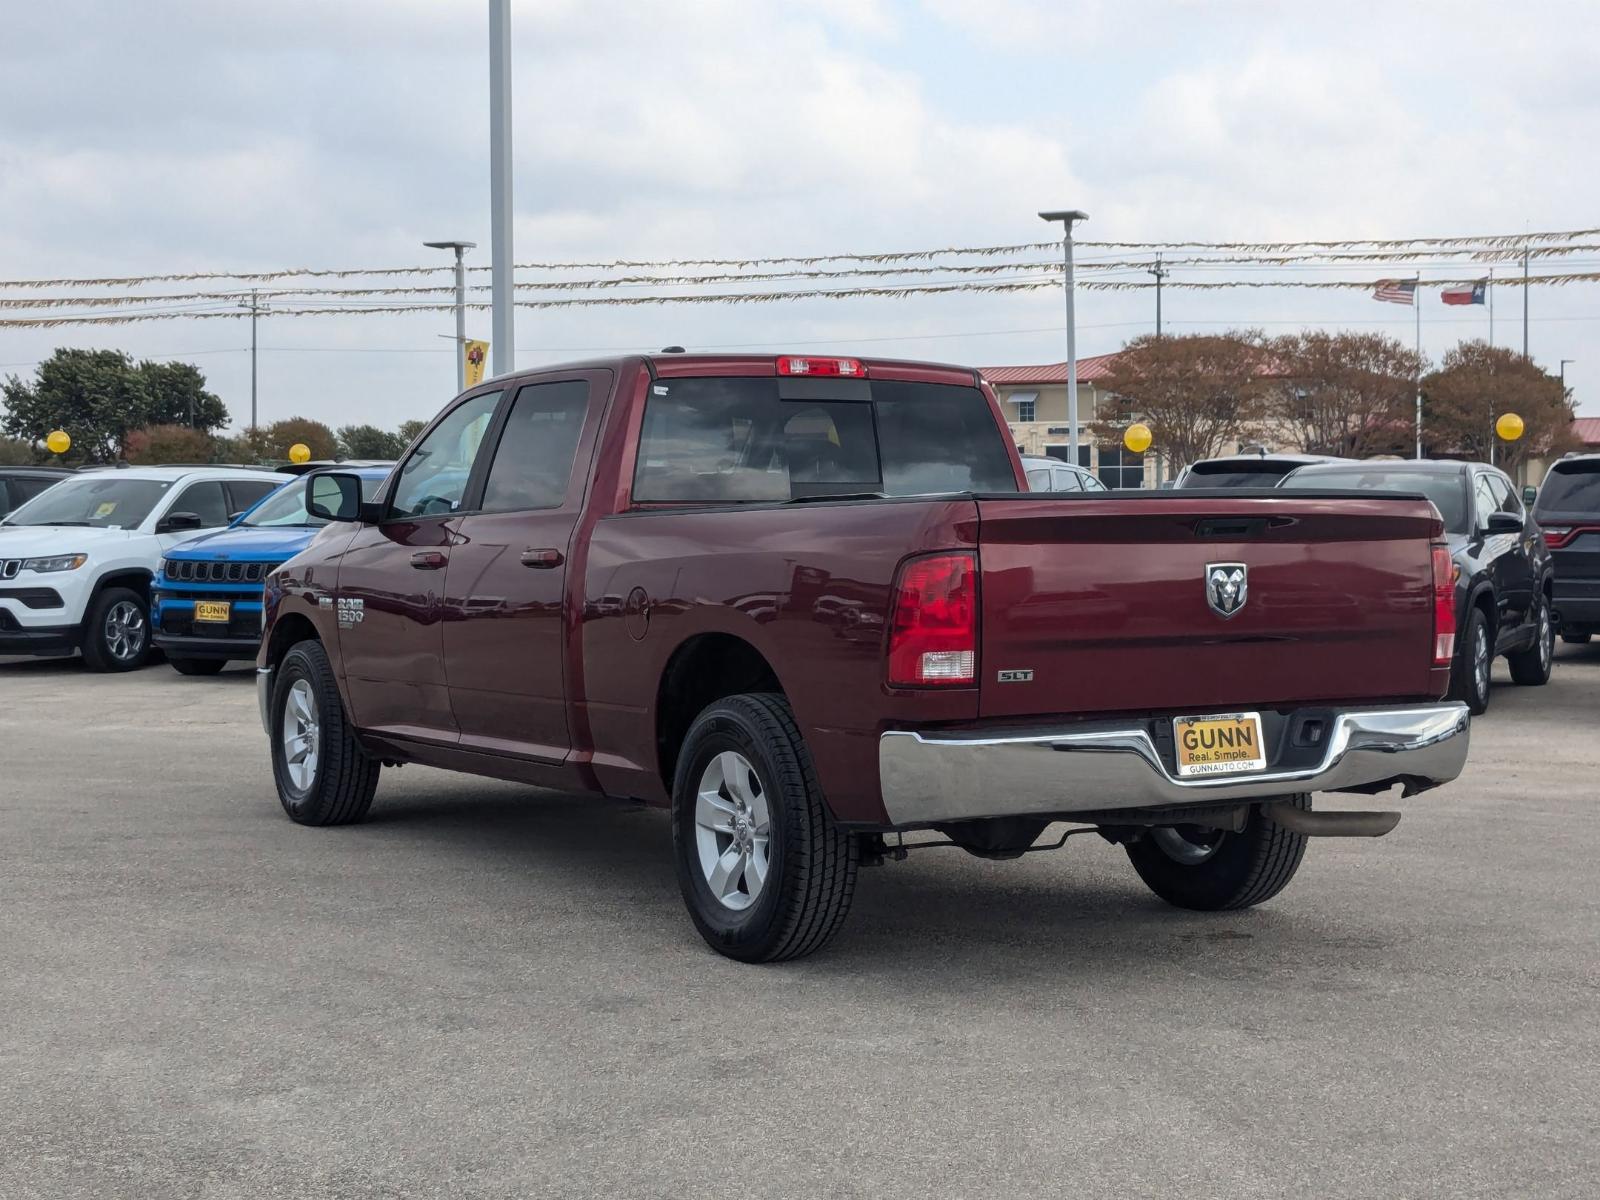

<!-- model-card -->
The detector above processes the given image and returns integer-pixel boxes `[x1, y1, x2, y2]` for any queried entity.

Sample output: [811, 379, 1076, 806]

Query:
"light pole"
[425, 240, 477, 392]
[1147, 251, 1166, 337]
[237, 289, 268, 430]
[1040, 209, 1089, 467]
[489, 0, 514, 377]
[1560, 359, 1574, 400]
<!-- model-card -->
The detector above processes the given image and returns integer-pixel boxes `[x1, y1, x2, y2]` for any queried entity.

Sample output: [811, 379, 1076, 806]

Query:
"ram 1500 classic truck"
[257, 354, 1470, 961]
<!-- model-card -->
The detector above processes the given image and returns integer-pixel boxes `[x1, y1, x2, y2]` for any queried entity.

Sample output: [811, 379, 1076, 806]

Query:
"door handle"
[520, 548, 564, 569]
[410, 551, 447, 570]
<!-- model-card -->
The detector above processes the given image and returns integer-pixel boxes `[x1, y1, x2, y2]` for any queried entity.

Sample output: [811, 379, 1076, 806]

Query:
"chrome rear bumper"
[877, 703, 1470, 827]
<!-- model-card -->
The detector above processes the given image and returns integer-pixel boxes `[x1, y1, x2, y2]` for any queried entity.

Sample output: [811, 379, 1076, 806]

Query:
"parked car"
[0, 466, 71, 519]
[257, 354, 1468, 961]
[1020, 455, 1107, 492]
[1280, 459, 1554, 713]
[152, 464, 394, 674]
[276, 458, 396, 477]
[1531, 453, 1600, 644]
[1175, 452, 1349, 489]
[0, 466, 290, 670]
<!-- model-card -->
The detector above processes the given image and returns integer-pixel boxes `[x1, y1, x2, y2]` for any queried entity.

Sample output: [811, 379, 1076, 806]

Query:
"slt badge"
[1206, 562, 1248, 619]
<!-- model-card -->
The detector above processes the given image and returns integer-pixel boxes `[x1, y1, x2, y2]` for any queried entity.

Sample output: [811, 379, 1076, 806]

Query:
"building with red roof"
[978, 352, 1150, 484]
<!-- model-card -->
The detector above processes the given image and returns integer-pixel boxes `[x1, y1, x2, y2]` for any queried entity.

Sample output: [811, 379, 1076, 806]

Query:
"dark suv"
[1533, 454, 1600, 644]
[0, 467, 69, 518]
[1281, 459, 1554, 714]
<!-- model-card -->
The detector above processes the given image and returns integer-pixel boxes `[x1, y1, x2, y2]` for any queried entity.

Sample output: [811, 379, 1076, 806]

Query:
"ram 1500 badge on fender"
[256, 354, 1470, 961]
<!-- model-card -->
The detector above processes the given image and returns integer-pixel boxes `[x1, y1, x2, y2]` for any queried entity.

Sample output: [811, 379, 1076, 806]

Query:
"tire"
[1562, 631, 1592, 645]
[1449, 605, 1492, 715]
[170, 656, 227, 677]
[270, 639, 379, 826]
[1125, 795, 1310, 911]
[1507, 592, 1554, 686]
[671, 693, 858, 962]
[80, 586, 152, 672]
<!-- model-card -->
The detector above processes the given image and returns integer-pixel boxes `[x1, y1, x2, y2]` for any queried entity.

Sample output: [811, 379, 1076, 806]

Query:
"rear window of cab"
[633, 377, 1017, 503]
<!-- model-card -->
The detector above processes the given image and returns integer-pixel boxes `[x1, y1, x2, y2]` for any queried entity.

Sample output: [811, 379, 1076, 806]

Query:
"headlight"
[22, 553, 88, 573]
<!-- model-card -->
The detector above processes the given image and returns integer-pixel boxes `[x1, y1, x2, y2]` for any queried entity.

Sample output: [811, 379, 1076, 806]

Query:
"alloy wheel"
[1538, 600, 1552, 671]
[281, 680, 321, 792]
[1475, 622, 1491, 700]
[693, 750, 772, 911]
[104, 600, 147, 662]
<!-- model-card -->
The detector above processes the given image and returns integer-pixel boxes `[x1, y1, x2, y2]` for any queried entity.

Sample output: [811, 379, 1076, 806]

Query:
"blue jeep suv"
[153, 465, 393, 674]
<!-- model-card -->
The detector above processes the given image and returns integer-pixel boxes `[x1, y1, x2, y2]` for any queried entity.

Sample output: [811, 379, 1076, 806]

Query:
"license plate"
[1173, 712, 1266, 777]
[193, 600, 232, 624]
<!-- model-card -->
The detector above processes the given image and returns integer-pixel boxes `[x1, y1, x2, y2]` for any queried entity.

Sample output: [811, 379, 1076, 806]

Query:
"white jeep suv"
[0, 466, 290, 671]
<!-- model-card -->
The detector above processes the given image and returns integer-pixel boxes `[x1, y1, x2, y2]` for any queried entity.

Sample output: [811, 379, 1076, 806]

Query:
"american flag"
[1372, 278, 1417, 305]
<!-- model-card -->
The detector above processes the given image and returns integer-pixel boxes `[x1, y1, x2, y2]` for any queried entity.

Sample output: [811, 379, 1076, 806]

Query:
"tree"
[259, 417, 337, 461]
[396, 419, 427, 447]
[122, 425, 215, 465]
[1422, 341, 1578, 472]
[1264, 331, 1422, 457]
[1091, 332, 1271, 470]
[0, 435, 38, 465]
[336, 423, 406, 459]
[0, 348, 229, 463]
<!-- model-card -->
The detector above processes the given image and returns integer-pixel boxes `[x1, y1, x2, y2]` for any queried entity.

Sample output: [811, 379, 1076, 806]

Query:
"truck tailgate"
[975, 494, 1444, 718]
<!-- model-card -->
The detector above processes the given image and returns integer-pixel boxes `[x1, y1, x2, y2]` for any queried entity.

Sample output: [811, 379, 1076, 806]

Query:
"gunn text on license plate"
[1173, 712, 1266, 777]
[194, 600, 231, 624]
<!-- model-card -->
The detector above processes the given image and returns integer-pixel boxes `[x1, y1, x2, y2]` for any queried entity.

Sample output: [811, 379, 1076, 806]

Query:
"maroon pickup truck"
[258, 353, 1470, 961]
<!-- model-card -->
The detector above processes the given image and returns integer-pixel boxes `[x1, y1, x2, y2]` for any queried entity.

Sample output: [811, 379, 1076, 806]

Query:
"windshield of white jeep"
[2, 476, 174, 528]
[242, 474, 384, 527]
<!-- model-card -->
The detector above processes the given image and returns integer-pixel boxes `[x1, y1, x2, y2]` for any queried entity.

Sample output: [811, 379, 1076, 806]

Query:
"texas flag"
[1441, 279, 1488, 306]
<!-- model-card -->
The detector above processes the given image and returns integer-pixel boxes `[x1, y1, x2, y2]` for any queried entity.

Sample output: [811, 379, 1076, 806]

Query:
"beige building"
[980, 353, 1155, 486]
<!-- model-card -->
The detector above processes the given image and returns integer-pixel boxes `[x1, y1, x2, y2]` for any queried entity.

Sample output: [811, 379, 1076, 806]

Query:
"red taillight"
[1432, 544, 1456, 667]
[776, 355, 866, 378]
[1543, 526, 1574, 548]
[887, 552, 977, 687]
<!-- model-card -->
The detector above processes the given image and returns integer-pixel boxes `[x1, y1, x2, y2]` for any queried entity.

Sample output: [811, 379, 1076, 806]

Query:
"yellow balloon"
[288, 442, 312, 464]
[46, 429, 71, 455]
[1495, 412, 1525, 442]
[1123, 422, 1153, 454]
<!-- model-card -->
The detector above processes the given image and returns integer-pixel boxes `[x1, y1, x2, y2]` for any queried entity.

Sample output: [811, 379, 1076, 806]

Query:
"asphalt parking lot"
[2, 648, 1598, 1199]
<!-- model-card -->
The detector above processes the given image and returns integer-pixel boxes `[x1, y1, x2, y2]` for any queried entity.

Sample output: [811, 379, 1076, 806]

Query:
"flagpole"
[1488, 267, 1495, 349]
[1414, 274, 1423, 460]
[1488, 268, 1496, 466]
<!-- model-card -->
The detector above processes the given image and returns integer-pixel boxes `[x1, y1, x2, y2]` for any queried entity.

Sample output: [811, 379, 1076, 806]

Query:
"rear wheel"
[1507, 592, 1554, 686]
[1450, 606, 1492, 715]
[80, 587, 151, 672]
[1126, 796, 1309, 911]
[170, 656, 227, 677]
[270, 639, 379, 825]
[671, 693, 858, 962]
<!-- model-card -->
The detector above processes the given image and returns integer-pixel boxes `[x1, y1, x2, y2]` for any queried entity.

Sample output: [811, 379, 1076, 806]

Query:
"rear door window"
[480, 380, 591, 511]
[633, 377, 1016, 503]
[1051, 468, 1083, 492]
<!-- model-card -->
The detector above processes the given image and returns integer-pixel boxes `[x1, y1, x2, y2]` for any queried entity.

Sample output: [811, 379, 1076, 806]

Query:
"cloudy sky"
[2, 0, 1597, 431]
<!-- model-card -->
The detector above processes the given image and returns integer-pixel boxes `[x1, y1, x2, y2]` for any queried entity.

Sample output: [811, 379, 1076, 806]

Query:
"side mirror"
[159, 511, 203, 533]
[1486, 511, 1522, 534]
[1522, 485, 1538, 506]
[307, 472, 369, 523]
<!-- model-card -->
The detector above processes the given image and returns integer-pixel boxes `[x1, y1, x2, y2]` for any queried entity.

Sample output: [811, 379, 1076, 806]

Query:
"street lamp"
[1039, 209, 1089, 467]
[424, 240, 477, 392]
[1560, 358, 1575, 400]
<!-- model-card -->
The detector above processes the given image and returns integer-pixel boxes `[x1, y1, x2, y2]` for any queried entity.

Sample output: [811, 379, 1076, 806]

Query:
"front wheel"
[170, 656, 227, 677]
[80, 587, 152, 672]
[1125, 796, 1309, 911]
[671, 693, 858, 962]
[1450, 606, 1492, 715]
[1507, 593, 1554, 686]
[270, 639, 380, 825]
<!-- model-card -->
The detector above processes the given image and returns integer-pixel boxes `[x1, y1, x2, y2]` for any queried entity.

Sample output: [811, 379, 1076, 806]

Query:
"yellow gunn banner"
[463, 339, 489, 387]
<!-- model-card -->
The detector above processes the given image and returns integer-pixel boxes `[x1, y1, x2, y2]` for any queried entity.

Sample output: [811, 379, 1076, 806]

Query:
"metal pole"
[1414, 275, 1422, 460]
[1522, 245, 1530, 358]
[1148, 252, 1166, 337]
[1065, 230, 1080, 466]
[453, 246, 467, 393]
[489, 0, 514, 378]
[250, 288, 258, 430]
[1488, 267, 1494, 349]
